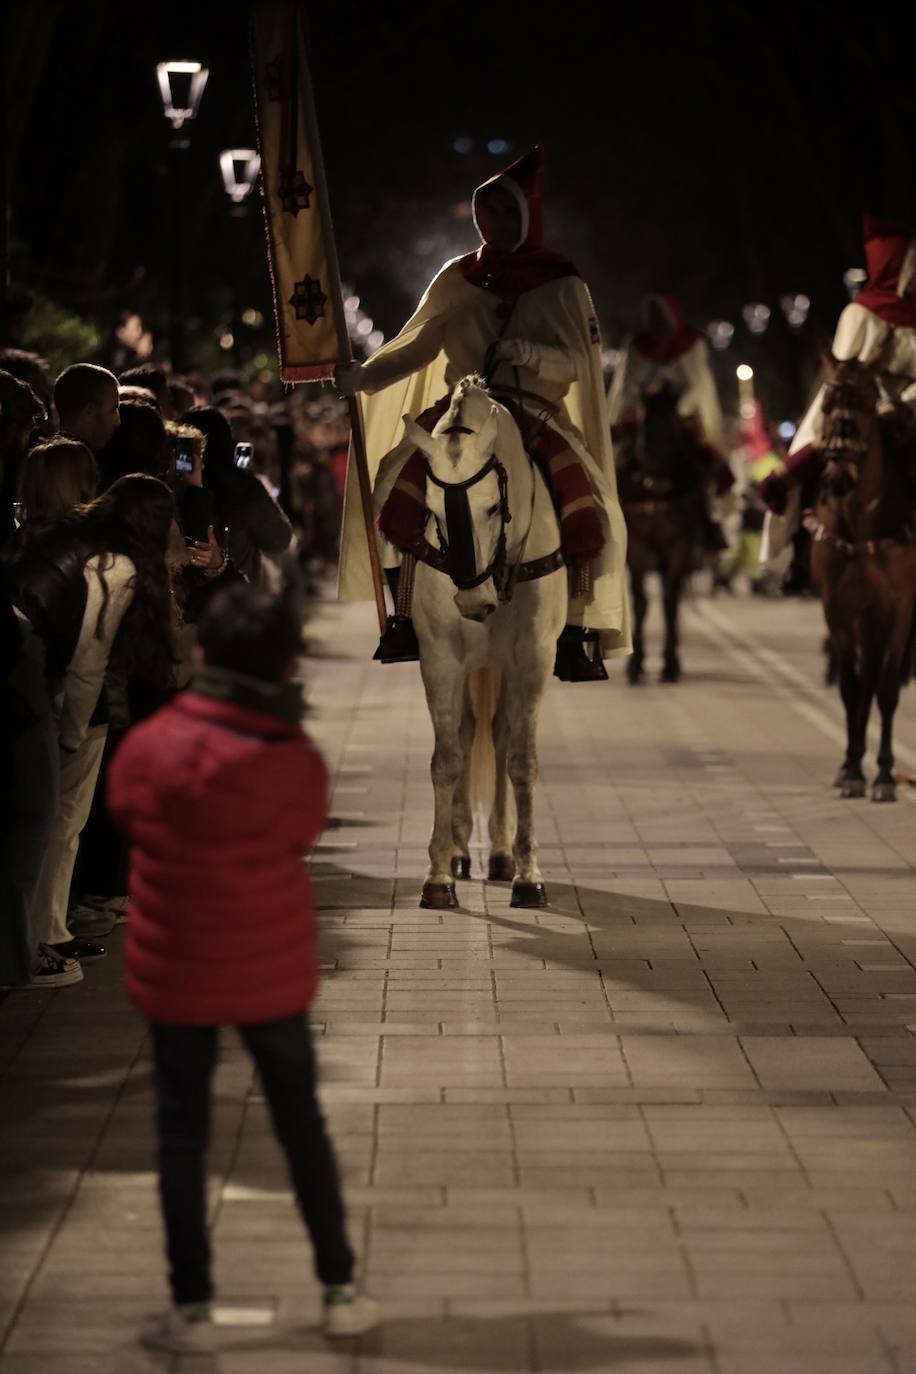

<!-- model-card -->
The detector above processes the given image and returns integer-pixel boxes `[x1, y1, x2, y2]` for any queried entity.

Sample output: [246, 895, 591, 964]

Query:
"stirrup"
[373, 614, 420, 664]
[554, 626, 608, 682]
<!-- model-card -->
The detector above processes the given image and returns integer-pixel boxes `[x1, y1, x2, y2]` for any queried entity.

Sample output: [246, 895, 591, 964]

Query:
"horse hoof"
[451, 855, 471, 880]
[660, 663, 681, 684]
[626, 661, 644, 685]
[872, 781, 898, 804]
[840, 778, 867, 799]
[511, 880, 548, 908]
[420, 881, 458, 910]
[487, 854, 516, 882]
[833, 768, 849, 789]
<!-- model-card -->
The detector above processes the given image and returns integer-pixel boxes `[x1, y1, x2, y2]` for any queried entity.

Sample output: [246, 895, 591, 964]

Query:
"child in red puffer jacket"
[108, 582, 377, 1356]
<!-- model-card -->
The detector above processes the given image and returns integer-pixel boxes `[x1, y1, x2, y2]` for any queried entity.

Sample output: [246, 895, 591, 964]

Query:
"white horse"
[402, 375, 567, 909]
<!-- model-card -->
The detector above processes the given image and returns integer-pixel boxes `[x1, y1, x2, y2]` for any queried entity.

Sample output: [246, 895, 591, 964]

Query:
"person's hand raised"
[190, 525, 226, 577]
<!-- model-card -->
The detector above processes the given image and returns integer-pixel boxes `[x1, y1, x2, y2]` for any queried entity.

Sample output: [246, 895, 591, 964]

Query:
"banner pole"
[297, 14, 387, 633]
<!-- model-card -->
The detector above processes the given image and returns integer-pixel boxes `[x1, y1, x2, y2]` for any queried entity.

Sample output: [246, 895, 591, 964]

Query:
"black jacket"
[8, 532, 92, 680]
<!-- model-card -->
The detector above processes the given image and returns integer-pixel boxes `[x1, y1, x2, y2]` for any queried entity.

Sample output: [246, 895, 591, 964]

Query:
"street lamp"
[156, 61, 209, 133]
[780, 293, 810, 329]
[157, 60, 208, 371]
[219, 149, 261, 207]
[219, 150, 261, 366]
[844, 267, 867, 300]
[707, 319, 734, 351]
[736, 363, 755, 419]
[742, 302, 771, 336]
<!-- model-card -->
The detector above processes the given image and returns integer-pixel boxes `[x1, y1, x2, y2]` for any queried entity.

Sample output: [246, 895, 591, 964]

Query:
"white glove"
[335, 361, 367, 397]
[493, 337, 575, 385]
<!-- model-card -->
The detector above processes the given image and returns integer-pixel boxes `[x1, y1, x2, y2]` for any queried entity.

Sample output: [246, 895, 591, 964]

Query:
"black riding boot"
[554, 625, 608, 682]
[373, 567, 420, 664]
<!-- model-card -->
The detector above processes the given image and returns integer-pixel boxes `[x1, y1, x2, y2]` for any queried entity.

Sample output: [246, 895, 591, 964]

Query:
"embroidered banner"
[250, 3, 347, 382]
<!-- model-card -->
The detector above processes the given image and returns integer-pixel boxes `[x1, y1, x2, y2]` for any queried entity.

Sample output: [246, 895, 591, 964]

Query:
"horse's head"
[403, 376, 509, 621]
[819, 356, 879, 499]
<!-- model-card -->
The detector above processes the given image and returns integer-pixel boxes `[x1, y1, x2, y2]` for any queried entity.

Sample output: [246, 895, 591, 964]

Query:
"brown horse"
[809, 357, 916, 801]
[617, 384, 708, 683]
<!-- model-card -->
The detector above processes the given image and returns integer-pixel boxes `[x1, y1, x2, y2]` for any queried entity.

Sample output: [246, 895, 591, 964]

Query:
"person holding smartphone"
[181, 406, 292, 585]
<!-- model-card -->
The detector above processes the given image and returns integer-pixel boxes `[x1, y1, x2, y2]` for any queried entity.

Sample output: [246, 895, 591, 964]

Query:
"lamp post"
[157, 61, 209, 371]
[844, 267, 867, 300]
[218, 149, 260, 365]
[736, 363, 755, 419]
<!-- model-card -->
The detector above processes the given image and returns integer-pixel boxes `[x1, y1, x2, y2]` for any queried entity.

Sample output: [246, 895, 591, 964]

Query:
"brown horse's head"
[819, 355, 879, 500]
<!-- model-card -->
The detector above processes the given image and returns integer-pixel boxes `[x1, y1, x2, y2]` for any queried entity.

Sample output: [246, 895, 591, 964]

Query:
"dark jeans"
[152, 1013, 354, 1305]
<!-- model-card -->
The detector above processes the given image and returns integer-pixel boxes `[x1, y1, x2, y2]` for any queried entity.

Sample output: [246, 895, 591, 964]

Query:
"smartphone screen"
[175, 437, 195, 474]
[234, 442, 253, 470]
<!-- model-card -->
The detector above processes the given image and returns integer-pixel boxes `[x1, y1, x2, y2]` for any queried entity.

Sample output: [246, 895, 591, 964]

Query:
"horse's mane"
[454, 374, 489, 399]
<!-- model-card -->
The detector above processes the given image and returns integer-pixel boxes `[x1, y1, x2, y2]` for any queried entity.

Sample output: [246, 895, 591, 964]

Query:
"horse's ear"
[403, 415, 438, 459]
[477, 403, 500, 455]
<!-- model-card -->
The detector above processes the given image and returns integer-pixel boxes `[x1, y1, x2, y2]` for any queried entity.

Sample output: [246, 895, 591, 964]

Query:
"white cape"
[338, 259, 630, 657]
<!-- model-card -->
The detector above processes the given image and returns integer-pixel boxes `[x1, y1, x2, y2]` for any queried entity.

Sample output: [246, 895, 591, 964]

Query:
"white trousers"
[30, 727, 108, 948]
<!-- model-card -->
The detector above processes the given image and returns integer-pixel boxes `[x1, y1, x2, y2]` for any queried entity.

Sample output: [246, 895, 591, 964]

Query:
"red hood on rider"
[855, 216, 916, 329]
[459, 145, 578, 299]
[633, 294, 701, 364]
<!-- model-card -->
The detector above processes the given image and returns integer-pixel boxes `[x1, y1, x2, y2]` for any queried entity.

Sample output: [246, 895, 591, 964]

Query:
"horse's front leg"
[420, 669, 467, 909]
[505, 678, 549, 908]
[451, 689, 475, 879]
[837, 659, 868, 798]
[627, 566, 647, 685]
[873, 660, 902, 803]
[487, 680, 515, 882]
[660, 564, 685, 683]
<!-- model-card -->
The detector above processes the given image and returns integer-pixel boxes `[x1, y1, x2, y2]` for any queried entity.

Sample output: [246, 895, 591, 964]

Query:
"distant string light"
[452, 136, 473, 154]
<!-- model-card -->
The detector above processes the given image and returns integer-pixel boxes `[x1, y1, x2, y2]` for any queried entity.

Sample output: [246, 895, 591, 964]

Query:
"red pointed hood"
[459, 145, 577, 298]
[472, 145, 545, 251]
[854, 216, 916, 328]
[633, 293, 700, 363]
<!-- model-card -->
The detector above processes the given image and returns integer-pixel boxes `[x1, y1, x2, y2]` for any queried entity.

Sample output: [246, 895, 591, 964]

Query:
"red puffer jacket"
[108, 690, 326, 1026]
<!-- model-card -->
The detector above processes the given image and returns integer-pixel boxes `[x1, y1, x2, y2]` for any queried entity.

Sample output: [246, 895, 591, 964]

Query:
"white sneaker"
[322, 1286, 379, 1337]
[85, 894, 130, 924]
[140, 1305, 215, 1354]
[68, 904, 116, 939]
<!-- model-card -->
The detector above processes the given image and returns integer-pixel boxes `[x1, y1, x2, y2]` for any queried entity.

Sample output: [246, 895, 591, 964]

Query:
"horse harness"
[811, 367, 915, 556]
[803, 513, 916, 560]
[419, 445, 564, 602]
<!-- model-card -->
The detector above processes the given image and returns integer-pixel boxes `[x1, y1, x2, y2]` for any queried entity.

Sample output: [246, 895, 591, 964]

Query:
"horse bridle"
[426, 450, 513, 594]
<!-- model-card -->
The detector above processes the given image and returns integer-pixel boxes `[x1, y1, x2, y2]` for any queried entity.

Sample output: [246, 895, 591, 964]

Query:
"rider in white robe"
[336, 146, 629, 674]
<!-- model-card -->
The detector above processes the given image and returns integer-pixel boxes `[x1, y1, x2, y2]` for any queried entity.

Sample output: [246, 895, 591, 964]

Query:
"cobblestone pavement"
[4, 588, 916, 1372]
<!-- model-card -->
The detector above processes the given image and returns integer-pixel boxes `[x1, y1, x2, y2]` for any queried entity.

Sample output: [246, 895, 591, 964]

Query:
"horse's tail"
[467, 667, 501, 816]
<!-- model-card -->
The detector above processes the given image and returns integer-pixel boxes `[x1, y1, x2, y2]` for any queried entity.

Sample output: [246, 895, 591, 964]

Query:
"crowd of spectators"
[0, 346, 350, 992]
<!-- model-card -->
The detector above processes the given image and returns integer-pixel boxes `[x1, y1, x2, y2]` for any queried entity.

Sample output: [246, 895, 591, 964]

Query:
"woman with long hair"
[7, 473, 175, 986]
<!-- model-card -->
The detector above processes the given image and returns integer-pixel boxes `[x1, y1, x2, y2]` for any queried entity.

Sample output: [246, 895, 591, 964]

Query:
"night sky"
[9, 2, 916, 418]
